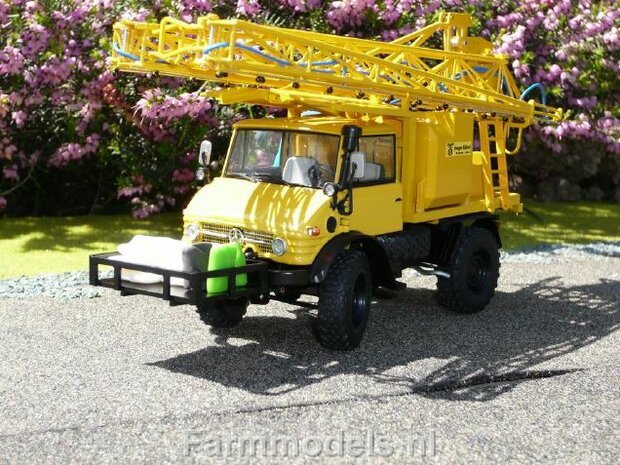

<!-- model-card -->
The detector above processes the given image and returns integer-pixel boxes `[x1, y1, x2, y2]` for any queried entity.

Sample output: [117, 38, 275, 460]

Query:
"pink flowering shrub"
[0, 0, 233, 217]
[484, 0, 620, 200]
[0, 0, 618, 217]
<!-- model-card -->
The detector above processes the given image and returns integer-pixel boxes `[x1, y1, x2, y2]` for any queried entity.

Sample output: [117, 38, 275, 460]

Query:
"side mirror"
[196, 160, 221, 183]
[342, 125, 362, 153]
[349, 151, 366, 179]
[199, 140, 212, 167]
[209, 160, 220, 172]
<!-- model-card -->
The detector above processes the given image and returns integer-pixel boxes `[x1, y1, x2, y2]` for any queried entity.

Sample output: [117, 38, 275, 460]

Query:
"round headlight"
[323, 182, 337, 197]
[271, 237, 287, 256]
[185, 223, 200, 241]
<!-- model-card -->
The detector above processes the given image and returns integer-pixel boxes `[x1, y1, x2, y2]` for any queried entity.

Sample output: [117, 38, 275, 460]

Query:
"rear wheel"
[437, 227, 500, 314]
[317, 251, 371, 350]
[196, 298, 248, 328]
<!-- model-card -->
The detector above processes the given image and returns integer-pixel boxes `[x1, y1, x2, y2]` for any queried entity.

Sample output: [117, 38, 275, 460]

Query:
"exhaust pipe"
[412, 265, 451, 279]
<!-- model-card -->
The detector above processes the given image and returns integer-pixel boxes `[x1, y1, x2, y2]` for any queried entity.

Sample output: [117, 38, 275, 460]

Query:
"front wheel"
[317, 251, 372, 350]
[437, 227, 500, 314]
[196, 298, 248, 328]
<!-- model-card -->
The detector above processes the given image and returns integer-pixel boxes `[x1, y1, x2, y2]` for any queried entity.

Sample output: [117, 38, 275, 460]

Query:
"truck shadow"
[148, 277, 619, 401]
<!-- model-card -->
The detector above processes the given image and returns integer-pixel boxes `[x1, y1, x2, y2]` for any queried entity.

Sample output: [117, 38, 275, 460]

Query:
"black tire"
[436, 227, 500, 314]
[317, 251, 372, 350]
[196, 298, 248, 328]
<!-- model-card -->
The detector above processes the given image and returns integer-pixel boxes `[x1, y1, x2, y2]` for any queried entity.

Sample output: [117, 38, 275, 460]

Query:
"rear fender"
[472, 216, 502, 248]
[428, 214, 501, 265]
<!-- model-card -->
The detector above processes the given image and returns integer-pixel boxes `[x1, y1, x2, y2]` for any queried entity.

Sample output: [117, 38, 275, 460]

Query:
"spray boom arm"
[111, 13, 561, 125]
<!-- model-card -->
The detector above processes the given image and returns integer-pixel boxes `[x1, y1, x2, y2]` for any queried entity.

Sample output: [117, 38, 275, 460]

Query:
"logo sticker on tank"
[446, 141, 473, 157]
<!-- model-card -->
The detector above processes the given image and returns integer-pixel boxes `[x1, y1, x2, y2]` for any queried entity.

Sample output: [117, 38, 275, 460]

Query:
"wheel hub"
[466, 250, 490, 294]
[351, 274, 368, 327]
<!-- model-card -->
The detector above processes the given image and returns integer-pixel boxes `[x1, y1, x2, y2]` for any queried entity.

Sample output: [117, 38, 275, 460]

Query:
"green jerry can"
[206, 243, 248, 294]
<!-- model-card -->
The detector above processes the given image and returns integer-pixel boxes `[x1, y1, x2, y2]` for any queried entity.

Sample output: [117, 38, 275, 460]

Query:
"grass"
[0, 201, 618, 278]
[498, 201, 620, 250]
[0, 213, 182, 279]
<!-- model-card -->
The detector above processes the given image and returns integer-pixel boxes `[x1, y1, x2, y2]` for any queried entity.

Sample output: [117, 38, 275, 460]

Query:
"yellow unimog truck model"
[90, 13, 562, 350]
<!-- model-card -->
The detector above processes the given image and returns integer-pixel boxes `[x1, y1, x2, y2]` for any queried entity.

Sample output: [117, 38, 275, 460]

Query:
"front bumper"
[89, 252, 270, 306]
[89, 253, 311, 306]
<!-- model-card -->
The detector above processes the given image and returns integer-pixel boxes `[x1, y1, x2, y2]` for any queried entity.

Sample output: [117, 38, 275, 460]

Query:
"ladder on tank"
[478, 121, 519, 210]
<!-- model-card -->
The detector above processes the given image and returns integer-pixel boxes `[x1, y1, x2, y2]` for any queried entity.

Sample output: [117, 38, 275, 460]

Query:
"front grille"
[199, 223, 275, 253]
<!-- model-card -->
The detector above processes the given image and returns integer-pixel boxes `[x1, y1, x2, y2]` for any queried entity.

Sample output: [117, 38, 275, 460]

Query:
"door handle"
[395, 198, 403, 202]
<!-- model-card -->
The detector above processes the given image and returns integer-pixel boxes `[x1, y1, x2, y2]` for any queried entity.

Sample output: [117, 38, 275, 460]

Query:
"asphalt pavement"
[0, 252, 618, 465]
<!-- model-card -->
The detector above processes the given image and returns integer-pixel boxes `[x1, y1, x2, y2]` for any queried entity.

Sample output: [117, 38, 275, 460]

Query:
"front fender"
[309, 232, 396, 288]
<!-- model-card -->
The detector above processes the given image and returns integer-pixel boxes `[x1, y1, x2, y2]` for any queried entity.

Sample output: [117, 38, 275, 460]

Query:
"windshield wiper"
[249, 172, 286, 185]
[226, 171, 287, 185]
[226, 173, 258, 182]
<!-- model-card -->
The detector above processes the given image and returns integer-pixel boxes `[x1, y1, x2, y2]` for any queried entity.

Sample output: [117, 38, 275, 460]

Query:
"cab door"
[347, 134, 403, 235]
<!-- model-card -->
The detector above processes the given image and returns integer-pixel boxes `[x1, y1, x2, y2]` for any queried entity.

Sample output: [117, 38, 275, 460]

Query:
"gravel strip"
[0, 271, 111, 300]
[2, 242, 619, 300]
[500, 241, 620, 263]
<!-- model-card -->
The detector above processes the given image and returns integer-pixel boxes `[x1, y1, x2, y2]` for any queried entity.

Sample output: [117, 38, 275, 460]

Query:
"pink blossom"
[176, 0, 213, 22]
[0, 2, 8, 25]
[121, 8, 150, 22]
[48, 135, 100, 168]
[549, 64, 562, 79]
[11, 111, 27, 127]
[130, 194, 173, 219]
[568, 96, 598, 110]
[135, 91, 213, 123]
[602, 27, 619, 49]
[278, 0, 321, 14]
[183, 152, 197, 164]
[0, 46, 25, 75]
[117, 175, 153, 200]
[3, 165, 19, 181]
[0, 139, 17, 160]
[132, 204, 161, 219]
[327, 0, 378, 31]
[20, 22, 51, 58]
[236, 0, 260, 17]
[172, 168, 195, 183]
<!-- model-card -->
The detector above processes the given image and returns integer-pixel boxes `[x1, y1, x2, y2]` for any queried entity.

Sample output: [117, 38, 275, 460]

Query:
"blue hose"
[113, 43, 140, 61]
[299, 59, 338, 67]
[113, 43, 168, 64]
[520, 83, 547, 104]
[203, 42, 289, 67]
[203, 42, 336, 69]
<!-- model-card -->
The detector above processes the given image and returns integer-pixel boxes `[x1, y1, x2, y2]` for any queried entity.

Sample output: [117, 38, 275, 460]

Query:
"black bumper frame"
[89, 252, 270, 306]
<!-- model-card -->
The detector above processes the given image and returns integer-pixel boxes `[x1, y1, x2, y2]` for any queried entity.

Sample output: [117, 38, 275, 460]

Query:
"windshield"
[225, 129, 340, 188]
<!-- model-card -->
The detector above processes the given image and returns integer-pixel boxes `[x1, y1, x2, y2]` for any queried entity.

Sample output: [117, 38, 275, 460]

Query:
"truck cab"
[183, 117, 404, 267]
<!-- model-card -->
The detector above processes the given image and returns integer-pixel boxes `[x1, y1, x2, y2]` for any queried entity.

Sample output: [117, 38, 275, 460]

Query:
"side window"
[228, 130, 247, 171]
[283, 132, 339, 169]
[356, 135, 396, 183]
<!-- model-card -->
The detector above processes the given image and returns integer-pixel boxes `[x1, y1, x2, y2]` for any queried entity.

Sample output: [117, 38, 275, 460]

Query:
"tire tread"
[196, 299, 248, 328]
[436, 227, 500, 314]
[317, 251, 370, 350]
